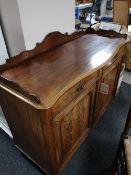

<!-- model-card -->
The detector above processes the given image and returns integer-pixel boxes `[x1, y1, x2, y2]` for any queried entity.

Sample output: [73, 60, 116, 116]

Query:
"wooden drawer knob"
[76, 84, 84, 93]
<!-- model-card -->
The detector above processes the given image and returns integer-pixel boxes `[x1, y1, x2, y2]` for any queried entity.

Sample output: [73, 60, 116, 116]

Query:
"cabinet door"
[98, 60, 121, 116]
[53, 83, 96, 166]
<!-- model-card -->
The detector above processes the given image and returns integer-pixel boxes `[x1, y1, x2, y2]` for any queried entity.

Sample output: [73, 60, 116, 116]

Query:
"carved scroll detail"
[85, 28, 127, 39]
[0, 31, 85, 73]
[0, 29, 127, 73]
[0, 76, 41, 104]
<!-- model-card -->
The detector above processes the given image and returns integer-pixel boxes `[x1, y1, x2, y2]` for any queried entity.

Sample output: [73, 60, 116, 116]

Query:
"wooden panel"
[0, 88, 51, 174]
[53, 83, 96, 167]
[113, 0, 129, 27]
[61, 95, 90, 158]
[98, 59, 121, 117]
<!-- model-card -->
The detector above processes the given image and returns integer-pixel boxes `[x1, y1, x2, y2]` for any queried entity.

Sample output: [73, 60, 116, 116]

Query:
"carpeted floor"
[0, 82, 131, 175]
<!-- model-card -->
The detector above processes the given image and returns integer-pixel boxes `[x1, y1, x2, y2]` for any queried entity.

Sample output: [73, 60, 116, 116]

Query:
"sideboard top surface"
[0, 34, 126, 108]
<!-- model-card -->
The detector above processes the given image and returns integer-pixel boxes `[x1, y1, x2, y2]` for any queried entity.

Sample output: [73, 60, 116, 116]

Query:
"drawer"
[52, 71, 99, 117]
[102, 46, 125, 73]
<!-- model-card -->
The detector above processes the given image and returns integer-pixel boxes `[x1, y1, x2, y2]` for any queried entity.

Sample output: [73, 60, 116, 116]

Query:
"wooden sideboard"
[0, 29, 127, 175]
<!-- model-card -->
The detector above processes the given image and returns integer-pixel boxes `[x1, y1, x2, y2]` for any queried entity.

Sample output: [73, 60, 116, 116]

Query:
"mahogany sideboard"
[0, 30, 127, 175]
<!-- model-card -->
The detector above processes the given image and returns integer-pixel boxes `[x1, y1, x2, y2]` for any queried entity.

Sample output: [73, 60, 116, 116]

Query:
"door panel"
[53, 84, 96, 164]
[60, 94, 90, 159]
[99, 61, 120, 115]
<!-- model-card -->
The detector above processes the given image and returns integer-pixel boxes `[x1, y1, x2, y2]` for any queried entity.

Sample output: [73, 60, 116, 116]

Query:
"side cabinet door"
[53, 83, 97, 166]
[98, 59, 121, 116]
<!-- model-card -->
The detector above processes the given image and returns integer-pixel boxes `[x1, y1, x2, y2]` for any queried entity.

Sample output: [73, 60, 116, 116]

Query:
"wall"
[0, 0, 75, 55]
[17, 0, 75, 50]
[0, 25, 9, 64]
[0, 0, 26, 57]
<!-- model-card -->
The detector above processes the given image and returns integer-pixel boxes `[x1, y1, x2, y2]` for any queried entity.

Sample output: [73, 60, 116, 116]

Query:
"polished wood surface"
[0, 33, 126, 109]
[0, 31, 127, 175]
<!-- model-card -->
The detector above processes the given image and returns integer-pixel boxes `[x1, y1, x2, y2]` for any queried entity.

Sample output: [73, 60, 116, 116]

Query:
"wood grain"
[0, 33, 126, 109]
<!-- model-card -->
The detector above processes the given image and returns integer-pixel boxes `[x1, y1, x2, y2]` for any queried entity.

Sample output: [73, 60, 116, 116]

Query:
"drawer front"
[102, 46, 125, 73]
[52, 71, 99, 117]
